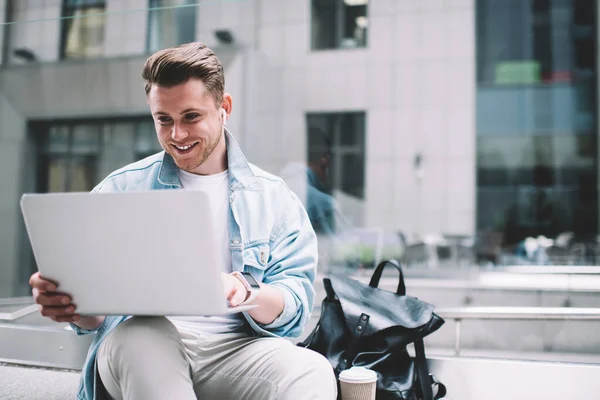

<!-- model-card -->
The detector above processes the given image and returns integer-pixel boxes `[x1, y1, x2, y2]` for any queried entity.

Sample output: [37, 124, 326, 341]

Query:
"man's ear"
[221, 93, 233, 117]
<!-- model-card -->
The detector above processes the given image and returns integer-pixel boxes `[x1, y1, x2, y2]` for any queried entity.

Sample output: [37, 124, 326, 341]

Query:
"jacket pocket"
[242, 242, 270, 271]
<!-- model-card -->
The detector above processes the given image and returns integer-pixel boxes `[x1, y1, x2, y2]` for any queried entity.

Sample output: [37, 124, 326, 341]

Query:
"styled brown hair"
[142, 42, 224, 106]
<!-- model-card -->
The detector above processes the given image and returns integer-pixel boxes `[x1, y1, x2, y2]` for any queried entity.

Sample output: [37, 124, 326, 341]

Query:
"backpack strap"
[414, 338, 434, 400]
[336, 313, 370, 373]
[430, 374, 447, 399]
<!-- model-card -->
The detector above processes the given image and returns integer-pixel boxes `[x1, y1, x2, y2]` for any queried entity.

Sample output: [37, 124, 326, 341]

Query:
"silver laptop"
[20, 190, 255, 316]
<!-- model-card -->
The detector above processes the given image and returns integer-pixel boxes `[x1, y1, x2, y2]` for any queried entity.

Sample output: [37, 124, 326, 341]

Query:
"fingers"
[29, 272, 57, 292]
[30, 272, 77, 322]
[35, 291, 72, 307]
[51, 315, 81, 323]
[40, 305, 80, 322]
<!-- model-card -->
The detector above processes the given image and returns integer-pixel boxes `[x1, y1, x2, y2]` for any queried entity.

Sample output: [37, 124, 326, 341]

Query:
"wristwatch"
[231, 271, 261, 305]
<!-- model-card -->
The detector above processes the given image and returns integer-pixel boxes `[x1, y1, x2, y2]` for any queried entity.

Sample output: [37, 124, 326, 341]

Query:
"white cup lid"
[339, 367, 378, 384]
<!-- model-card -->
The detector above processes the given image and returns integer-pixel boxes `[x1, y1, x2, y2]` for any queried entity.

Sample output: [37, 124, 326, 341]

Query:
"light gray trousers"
[96, 317, 337, 400]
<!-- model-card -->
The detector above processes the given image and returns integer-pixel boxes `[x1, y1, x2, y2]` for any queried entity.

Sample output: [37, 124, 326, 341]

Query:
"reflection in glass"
[35, 120, 155, 194]
[147, 0, 197, 53]
[62, 0, 106, 59]
[476, 0, 598, 265]
[307, 112, 365, 200]
[135, 120, 162, 159]
[311, 0, 368, 50]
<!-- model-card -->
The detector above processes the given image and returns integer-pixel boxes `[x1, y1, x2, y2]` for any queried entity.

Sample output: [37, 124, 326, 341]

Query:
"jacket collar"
[157, 128, 261, 191]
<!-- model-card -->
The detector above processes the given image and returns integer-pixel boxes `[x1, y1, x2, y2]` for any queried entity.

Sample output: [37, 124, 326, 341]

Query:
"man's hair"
[142, 42, 224, 106]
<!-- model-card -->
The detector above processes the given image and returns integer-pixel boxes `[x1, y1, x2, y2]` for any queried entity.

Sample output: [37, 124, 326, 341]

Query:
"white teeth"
[176, 144, 193, 150]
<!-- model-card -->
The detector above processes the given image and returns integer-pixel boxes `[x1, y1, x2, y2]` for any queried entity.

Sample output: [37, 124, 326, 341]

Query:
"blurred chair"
[570, 242, 600, 265]
[403, 242, 438, 269]
[545, 245, 575, 265]
[454, 243, 476, 267]
[474, 231, 504, 266]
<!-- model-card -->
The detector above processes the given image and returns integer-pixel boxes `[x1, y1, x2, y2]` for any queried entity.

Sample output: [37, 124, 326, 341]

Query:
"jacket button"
[361, 315, 367, 321]
[357, 326, 362, 331]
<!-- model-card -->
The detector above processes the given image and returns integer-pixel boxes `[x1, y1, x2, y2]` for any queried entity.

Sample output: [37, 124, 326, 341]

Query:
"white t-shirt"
[167, 169, 246, 334]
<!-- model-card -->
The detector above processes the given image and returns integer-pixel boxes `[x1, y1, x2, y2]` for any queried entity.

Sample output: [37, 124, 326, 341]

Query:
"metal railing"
[436, 307, 600, 355]
[498, 266, 600, 274]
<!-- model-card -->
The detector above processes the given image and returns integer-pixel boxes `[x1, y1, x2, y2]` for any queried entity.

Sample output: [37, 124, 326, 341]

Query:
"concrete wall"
[7, 0, 61, 64]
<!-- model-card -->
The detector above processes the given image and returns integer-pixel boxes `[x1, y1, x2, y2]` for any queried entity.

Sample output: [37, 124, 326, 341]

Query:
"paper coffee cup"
[339, 367, 377, 400]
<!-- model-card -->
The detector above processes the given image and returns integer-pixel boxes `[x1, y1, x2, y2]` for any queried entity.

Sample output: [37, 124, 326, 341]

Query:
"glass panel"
[311, 0, 368, 50]
[47, 126, 70, 153]
[311, 0, 337, 50]
[63, 6, 106, 59]
[340, 152, 364, 198]
[147, 0, 197, 53]
[46, 158, 69, 193]
[72, 124, 101, 154]
[342, 2, 368, 48]
[0, 0, 599, 368]
[476, 0, 597, 266]
[69, 157, 97, 192]
[135, 120, 162, 158]
[305, 112, 365, 238]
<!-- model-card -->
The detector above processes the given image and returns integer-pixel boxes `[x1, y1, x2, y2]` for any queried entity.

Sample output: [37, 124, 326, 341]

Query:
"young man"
[29, 42, 336, 400]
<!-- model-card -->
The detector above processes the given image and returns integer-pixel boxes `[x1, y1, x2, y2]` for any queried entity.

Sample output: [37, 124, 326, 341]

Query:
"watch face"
[241, 272, 260, 288]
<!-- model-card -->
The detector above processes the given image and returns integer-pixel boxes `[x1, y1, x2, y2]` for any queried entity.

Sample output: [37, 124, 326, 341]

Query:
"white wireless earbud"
[222, 109, 227, 126]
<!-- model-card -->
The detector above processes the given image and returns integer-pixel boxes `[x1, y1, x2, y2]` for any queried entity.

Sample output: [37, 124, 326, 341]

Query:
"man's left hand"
[222, 272, 248, 307]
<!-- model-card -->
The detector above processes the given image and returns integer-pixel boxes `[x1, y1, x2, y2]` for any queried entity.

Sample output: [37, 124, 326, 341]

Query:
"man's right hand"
[29, 272, 80, 323]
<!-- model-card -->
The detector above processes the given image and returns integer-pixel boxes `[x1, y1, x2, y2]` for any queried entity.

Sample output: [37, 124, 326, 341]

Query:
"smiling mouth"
[172, 142, 198, 152]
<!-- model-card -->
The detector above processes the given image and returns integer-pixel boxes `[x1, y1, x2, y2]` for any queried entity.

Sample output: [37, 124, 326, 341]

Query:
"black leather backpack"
[298, 260, 446, 399]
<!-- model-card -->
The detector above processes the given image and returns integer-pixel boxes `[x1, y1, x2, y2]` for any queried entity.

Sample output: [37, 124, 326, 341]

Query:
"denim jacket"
[71, 129, 318, 400]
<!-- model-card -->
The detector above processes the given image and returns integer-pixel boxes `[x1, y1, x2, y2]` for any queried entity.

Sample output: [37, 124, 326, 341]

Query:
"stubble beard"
[171, 128, 223, 173]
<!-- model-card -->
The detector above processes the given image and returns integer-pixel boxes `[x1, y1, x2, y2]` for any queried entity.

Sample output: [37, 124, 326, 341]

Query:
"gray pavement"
[0, 363, 79, 399]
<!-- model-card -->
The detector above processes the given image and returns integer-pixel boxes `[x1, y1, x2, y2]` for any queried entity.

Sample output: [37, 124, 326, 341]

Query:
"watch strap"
[231, 271, 259, 305]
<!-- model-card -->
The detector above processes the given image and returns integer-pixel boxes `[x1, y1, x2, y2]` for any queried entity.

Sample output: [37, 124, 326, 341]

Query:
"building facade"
[0, 0, 596, 297]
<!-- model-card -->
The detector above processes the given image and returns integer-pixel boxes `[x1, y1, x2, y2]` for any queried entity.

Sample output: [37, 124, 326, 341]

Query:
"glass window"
[61, 0, 106, 60]
[36, 120, 156, 194]
[476, 0, 598, 265]
[39, 125, 100, 192]
[307, 112, 365, 199]
[477, 0, 593, 86]
[147, 0, 197, 53]
[311, 0, 368, 50]
[135, 119, 163, 158]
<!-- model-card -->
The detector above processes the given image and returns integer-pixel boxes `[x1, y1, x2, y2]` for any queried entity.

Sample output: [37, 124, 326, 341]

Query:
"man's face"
[147, 78, 224, 174]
